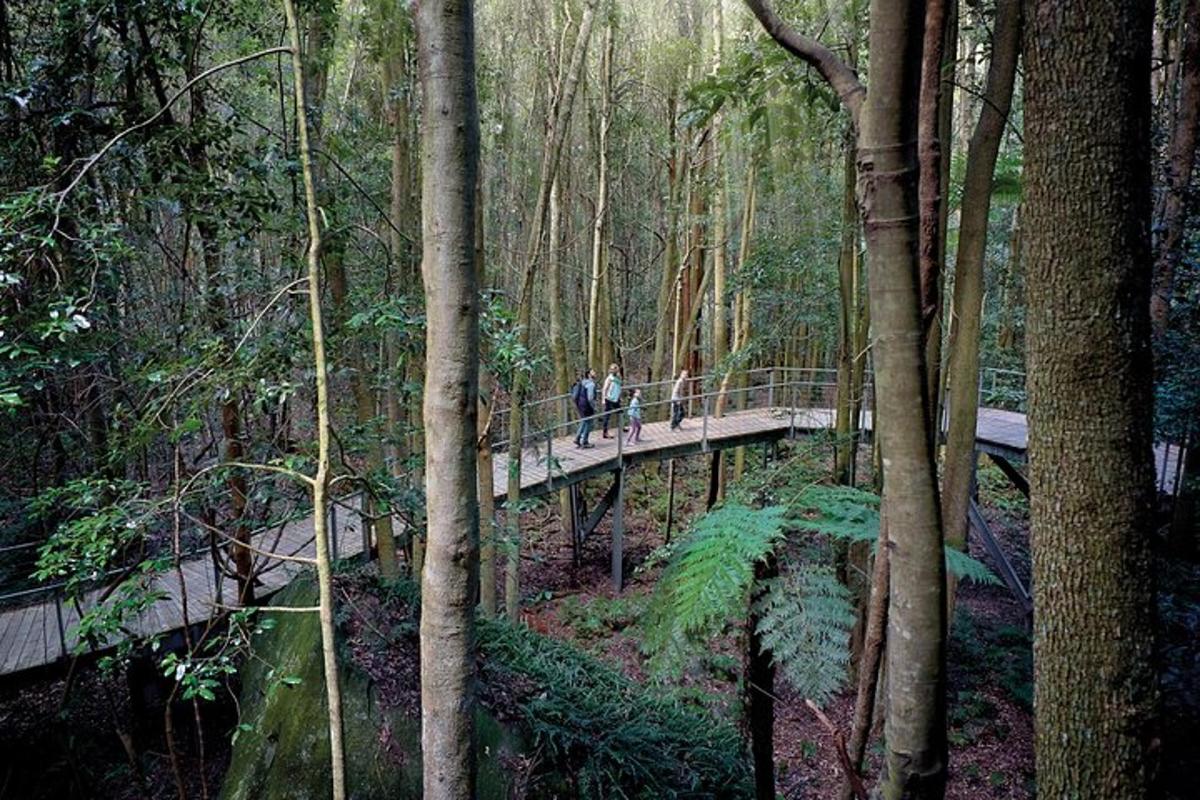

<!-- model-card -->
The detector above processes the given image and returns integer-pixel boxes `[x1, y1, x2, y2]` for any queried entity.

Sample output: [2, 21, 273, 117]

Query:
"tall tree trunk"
[917, 0, 949, 365]
[732, 163, 757, 482]
[835, 139, 859, 485]
[939, 0, 1021, 610]
[996, 207, 1020, 351]
[1151, 0, 1200, 335]
[1024, 2, 1159, 796]
[186, 71, 254, 605]
[548, 178, 570, 394]
[415, 0, 481, 795]
[545, 177, 575, 558]
[858, 1, 948, 796]
[843, 515, 890, 800]
[925, 0, 957, 427]
[476, 176, 497, 618]
[505, 0, 597, 622]
[746, 556, 778, 800]
[283, 1, 346, 795]
[587, 18, 615, 369]
[652, 91, 682, 393]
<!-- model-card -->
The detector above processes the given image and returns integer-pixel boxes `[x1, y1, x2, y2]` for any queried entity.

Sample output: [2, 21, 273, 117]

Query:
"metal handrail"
[495, 372, 858, 457]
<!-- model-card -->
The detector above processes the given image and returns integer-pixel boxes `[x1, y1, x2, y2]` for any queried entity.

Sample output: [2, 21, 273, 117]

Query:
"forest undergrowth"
[2, 443, 1198, 799]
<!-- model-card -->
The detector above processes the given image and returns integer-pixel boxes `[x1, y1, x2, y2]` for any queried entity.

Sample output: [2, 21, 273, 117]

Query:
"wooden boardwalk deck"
[0, 504, 366, 676]
[0, 403, 1185, 677]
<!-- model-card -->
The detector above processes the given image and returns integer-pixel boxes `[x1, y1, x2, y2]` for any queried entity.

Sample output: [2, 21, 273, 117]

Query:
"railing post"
[55, 590, 67, 659]
[768, 369, 776, 408]
[546, 430, 554, 492]
[702, 395, 710, 452]
[612, 467, 625, 592]
[361, 492, 371, 561]
[330, 501, 339, 561]
[617, 408, 624, 458]
[789, 382, 796, 439]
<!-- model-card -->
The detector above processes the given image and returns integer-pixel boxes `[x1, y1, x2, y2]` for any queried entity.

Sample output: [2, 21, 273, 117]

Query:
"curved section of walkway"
[0, 366, 1186, 677]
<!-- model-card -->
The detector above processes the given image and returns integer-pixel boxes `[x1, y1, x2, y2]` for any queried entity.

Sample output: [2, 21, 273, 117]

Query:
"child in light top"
[626, 388, 643, 445]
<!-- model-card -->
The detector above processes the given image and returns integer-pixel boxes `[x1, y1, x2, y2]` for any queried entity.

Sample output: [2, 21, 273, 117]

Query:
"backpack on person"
[570, 380, 588, 415]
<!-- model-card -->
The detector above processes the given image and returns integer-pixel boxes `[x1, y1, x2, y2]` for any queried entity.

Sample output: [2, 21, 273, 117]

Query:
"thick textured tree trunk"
[858, 2, 948, 797]
[415, 0, 481, 796]
[1024, 2, 1159, 796]
[939, 0, 1021, 608]
[1150, 0, 1200, 335]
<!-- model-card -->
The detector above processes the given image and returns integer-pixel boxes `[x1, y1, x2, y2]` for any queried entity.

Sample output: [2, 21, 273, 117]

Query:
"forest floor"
[512, 442, 1194, 799]
[512, 447, 1038, 799]
[0, 440, 1197, 798]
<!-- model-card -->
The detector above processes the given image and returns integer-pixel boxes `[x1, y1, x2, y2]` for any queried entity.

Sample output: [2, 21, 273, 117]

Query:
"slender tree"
[505, 0, 597, 621]
[746, 2, 948, 796]
[939, 0, 1021, 607]
[1024, 1, 1160, 796]
[1151, 0, 1200, 335]
[283, 0, 346, 795]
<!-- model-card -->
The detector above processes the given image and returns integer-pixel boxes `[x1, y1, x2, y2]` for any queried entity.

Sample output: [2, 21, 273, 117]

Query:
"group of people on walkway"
[570, 365, 691, 448]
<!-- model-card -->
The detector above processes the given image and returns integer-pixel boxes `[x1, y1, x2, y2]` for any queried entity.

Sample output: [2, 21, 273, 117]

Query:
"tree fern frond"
[754, 564, 856, 705]
[945, 547, 1001, 586]
[790, 485, 880, 543]
[642, 503, 788, 672]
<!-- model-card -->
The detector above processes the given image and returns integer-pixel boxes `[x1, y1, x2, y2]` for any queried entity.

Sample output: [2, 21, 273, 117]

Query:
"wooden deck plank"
[4, 607, 36, 673]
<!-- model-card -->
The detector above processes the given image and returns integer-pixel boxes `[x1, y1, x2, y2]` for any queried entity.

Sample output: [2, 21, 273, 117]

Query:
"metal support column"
[612, 467, 625, 592]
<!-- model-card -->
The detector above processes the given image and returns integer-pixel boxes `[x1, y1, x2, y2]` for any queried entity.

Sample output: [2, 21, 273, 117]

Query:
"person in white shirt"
[670, 369, 689, 430]
[600, 363, 623, 438]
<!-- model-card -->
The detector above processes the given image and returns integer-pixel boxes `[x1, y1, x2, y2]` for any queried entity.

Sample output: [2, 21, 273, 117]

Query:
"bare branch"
[743, 0, 865, 123]
[51, 47, 291, 220]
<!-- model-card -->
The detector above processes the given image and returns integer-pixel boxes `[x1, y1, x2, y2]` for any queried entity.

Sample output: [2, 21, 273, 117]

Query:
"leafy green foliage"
[792, 483, 999, 585]
[558, 594, 647, 642]
[641, 502, 787, 669]
[790, 484, 880, 543]
[754, 565, 856, 705]
[478, 615, 753, 799]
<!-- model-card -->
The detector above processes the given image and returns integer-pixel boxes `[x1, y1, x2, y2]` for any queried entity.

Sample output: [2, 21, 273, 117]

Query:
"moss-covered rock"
[219, 574, 521, 800]
[221, 571, 752, 800]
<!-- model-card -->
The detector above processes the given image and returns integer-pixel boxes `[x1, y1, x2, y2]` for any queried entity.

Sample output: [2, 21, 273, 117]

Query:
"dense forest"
[0, 0, 1197, 798]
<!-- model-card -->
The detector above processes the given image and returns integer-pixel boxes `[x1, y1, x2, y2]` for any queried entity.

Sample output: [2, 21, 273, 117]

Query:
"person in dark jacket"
[573, 369, 597, 448]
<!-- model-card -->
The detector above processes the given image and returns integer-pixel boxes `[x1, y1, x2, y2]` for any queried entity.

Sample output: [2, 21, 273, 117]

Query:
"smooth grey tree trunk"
[415, 0, 482, 796]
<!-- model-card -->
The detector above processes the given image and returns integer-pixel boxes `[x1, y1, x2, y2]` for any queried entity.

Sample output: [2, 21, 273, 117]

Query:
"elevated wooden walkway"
[0, 367, 1185, 677]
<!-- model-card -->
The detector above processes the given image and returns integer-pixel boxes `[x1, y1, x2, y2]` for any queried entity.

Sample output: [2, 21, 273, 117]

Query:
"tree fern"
[642, 503, 787, 671]
[753, 565, 857, 705]
[791, 484, 1000, 585]
[789, 484, 880, 544]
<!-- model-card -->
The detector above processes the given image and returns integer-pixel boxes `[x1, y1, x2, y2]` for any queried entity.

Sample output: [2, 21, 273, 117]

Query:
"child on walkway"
[626, 388, 643, 445]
